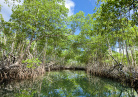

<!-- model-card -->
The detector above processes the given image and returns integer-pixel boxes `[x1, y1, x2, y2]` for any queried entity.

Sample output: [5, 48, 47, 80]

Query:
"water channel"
[0, 70, 137, 97]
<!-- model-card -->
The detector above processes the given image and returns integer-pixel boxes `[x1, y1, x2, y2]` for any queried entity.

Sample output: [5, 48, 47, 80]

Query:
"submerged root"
[87, 64, 138, 89]
[0, 64, 45, 83]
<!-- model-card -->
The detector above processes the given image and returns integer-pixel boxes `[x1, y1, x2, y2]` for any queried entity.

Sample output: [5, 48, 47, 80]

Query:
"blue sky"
[69, 0, 97, 35]
[0, 0, 97, 35]
[0, 0, 97, 21]
[72, 0, 97, 15]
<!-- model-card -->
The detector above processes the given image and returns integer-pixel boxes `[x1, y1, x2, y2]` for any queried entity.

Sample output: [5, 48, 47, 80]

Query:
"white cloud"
[0, 0, 23, 21]
[1, 0, 12, 21]
[0, 0, 75, 21]
[65, 0, 75, 16]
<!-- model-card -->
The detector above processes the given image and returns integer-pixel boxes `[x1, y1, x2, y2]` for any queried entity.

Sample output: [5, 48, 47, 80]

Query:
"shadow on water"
[0, 70, 137, 97]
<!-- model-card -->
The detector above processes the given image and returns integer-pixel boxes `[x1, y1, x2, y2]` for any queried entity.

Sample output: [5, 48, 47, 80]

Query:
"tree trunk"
[134, 48, 137, 66]
[107, 38, 114, 66]
[13, 39, 33, 66]
[130, 46, 135, 66]
[125, 41, 130, 65]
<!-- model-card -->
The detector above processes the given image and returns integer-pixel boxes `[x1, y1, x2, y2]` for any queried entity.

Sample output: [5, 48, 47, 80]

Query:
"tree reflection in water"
[0, 71, 137, 97]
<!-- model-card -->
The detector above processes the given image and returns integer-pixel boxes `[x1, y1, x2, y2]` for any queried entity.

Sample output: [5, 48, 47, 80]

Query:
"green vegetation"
[0, 0, 138, 82]
[22, 58, 41, 69]
[0, 71, 137, 97]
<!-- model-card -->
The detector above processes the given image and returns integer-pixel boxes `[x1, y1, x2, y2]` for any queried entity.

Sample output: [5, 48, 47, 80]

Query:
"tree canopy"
[0, 0, 138, 68]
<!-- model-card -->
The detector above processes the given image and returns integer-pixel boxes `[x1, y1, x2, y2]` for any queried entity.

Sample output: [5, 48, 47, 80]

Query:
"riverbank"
[0, 64, 45, 83]
[45, 64, 138, 93]
[0, 64, 138, 93]
[87, 64, 138, 93]
[1, 70, 137, 97]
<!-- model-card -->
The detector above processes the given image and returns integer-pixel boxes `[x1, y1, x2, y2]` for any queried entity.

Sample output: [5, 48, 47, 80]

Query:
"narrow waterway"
[0, 70, 137, 97]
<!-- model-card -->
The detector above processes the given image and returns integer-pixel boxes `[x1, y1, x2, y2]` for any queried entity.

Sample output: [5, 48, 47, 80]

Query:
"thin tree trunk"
[122, 42, 125, 64]
[13, 38, 34, 66]
[134, 47, 137, 66]
[107, 38, 114, 66]
[43, 42, 47, 65]
[130, 46, 135, 66]
[125, 40, 130, 65]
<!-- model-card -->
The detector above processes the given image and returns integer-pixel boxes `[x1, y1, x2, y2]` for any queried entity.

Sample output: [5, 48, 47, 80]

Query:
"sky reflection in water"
[0, 70, 137, 97]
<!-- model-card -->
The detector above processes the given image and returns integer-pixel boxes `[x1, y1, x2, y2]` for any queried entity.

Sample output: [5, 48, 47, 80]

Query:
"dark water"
[0, 70, 137, 97]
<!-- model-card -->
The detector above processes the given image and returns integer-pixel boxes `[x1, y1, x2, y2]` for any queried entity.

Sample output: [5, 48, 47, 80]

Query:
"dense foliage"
[0, 0, 138, 68]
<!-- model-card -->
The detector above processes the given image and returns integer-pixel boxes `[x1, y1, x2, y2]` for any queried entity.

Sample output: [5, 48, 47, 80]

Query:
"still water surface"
[0, 70, 137, 97]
